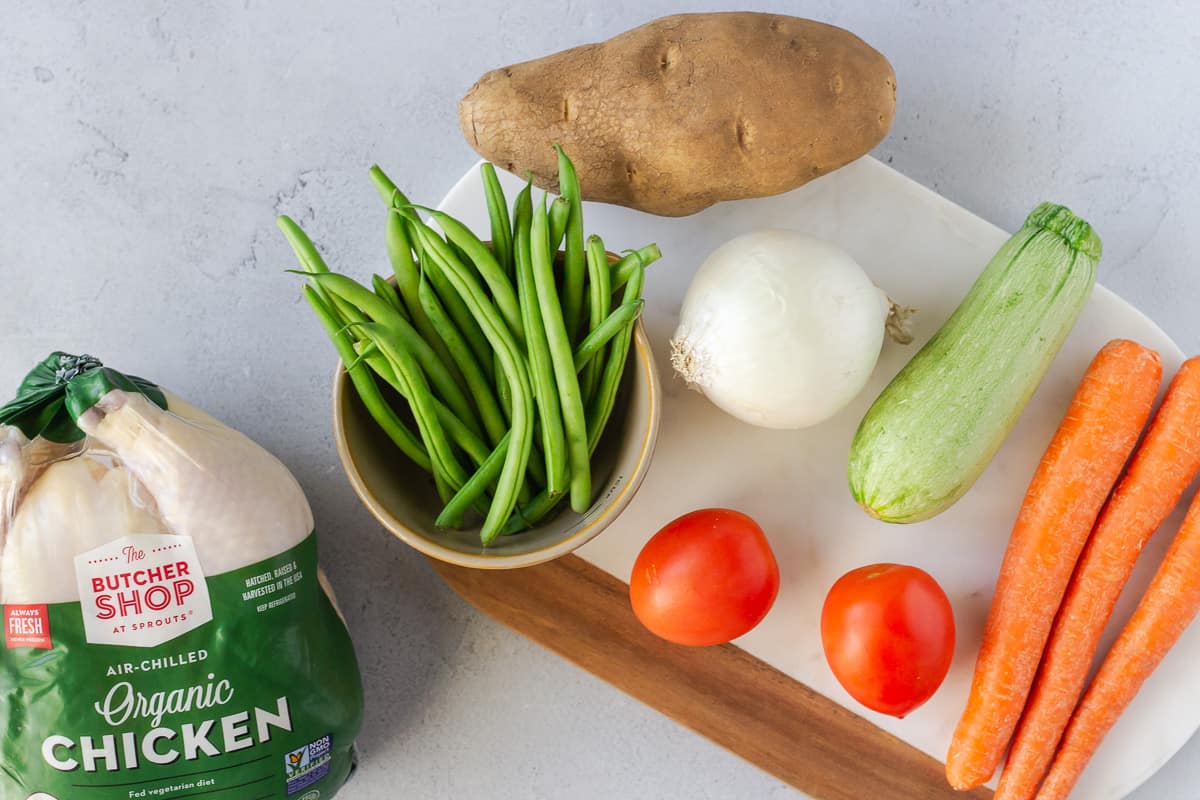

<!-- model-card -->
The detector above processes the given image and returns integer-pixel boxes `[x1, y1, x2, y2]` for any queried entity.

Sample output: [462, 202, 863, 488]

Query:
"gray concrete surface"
[2, 1, 1198, 797]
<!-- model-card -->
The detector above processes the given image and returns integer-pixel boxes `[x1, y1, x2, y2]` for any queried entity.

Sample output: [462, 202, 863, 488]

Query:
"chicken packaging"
[0, 353, 363, 800]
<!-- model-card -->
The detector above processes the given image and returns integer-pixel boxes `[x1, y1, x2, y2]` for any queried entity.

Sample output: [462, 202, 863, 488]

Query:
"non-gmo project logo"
[74, 534, 213, 647]
[299, 792, 321, 800]
[285, 734, 333, 795]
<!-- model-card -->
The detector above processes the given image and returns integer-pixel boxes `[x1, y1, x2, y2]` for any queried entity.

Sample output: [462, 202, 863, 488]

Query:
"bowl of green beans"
[332, 310, 660, 569]
[287, 152, 663, 568]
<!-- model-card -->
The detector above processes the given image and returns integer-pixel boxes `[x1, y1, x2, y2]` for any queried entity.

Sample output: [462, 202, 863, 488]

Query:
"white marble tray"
[439, 155, 1194, 799]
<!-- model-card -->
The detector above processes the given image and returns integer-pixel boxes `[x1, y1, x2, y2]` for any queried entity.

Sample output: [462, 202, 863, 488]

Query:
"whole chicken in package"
[0, 353, 363, 799]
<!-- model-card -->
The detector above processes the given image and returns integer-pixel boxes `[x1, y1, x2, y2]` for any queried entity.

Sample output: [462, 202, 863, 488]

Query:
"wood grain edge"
[429, 553, 992, 800]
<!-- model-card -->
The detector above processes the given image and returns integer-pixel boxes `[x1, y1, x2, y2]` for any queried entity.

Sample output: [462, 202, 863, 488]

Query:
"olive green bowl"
[331, 322, 661, 570]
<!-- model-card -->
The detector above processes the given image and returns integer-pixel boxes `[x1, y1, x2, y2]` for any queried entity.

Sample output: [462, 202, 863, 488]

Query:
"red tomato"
[629, 508, 779, 646]
[820, 563, 955, 718]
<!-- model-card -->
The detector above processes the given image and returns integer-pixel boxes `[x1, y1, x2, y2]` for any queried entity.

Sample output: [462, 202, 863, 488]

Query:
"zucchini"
[848, 202, 1101, 523]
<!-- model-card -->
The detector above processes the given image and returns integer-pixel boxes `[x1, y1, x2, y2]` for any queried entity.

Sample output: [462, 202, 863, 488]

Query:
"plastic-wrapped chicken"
[0, 353, 362, 799]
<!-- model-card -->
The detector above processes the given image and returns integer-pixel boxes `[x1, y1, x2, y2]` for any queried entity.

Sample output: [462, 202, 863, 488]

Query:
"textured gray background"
[2, 1, 1198, 798]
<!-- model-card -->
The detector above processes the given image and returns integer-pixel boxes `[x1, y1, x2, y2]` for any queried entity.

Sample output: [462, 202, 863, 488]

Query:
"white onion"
[670, 230, 908, 430]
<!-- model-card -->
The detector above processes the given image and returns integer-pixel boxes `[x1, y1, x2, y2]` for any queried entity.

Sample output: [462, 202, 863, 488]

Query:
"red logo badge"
[4, 604, 52, 649]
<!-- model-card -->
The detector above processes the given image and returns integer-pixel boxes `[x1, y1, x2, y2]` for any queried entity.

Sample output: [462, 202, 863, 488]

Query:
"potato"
[459, 12, 896, 217]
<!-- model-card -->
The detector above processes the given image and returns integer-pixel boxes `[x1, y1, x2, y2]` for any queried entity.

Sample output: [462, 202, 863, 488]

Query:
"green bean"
[278, 215, 328, 272]
[372, 274, 408, 318]
[329, 283, 369, 326]
[417, 272, 508, 447]
[555, 145, 587, 339]
[406, 216, 535, 545]
[368, 164, 410, 207]
[581, 234, 612, 401]
[611, 244, 662, 292]
[501, 452, 613, 535]
[361, 341, 508, 515]
[356, 343, 492, 468]
[521, 437, 549, 486]
[383, 207, 420, 300]
[406, 204, 525, 348]
[429, 263, 542, 489]
[436, 432, 510, 529]
[495, 377, 546, 500]
[432, 473, 454, 506]
[514, 181, 568, 497]
[303, 272, 483, 440]
[448, 240, 474, 273]
[502, 487, 562, 535]
[507, 266, 650, 534]
[481, 163, 513, 278]
[517, 473, 534, 505]
[278, 216, 361, 326]
[574, 300, 645, 373]
[363, 320, 544, 490]
[370, 167, 473, 390]
[357, 323, 471, 497]
[475, 183, 552, 490]
[589, 254, 645, 454]
[383, 209, 463, 390]
[357, 314, 532, 515]
[302, 286, 431, 472]
[340, 344, 374, 373]
[531, 196, 591, 513]
[547, 194, 570, 253]
[493, 352, 512, 423]
[515, 186, 568, 488]
[411, 224, 494, 380]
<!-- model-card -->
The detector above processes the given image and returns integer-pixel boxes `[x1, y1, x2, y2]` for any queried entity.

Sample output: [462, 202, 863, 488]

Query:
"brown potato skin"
[459, 12, 896, 217]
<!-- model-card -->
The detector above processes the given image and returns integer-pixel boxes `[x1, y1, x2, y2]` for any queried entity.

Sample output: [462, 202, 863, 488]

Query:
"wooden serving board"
[430, 554, 990, 800]
[435, 156, 1194, 799]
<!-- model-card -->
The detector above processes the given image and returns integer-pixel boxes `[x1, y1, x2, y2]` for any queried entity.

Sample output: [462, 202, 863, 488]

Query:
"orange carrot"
[945, 339, 1161, 790]
[1037, 476, 1200, 800]
[998, 355, 1200, 800]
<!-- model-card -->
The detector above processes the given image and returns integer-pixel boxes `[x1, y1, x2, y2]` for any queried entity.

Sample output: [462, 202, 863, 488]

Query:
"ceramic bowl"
[331, 321, 661, 569]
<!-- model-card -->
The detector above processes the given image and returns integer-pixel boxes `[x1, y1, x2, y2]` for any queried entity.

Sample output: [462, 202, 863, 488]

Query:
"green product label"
[1, 532, 363, 800]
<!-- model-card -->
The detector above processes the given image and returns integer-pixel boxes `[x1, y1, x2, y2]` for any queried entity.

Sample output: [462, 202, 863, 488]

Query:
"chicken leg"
[75, 389, 313, 577]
